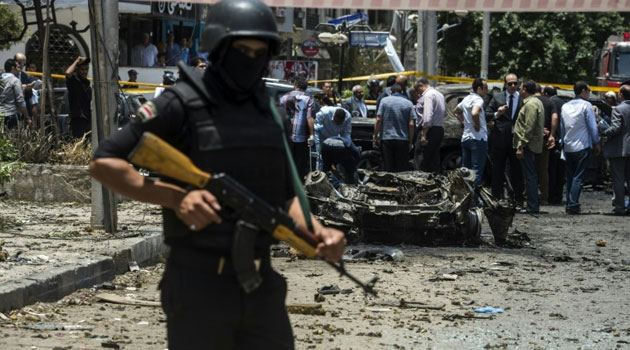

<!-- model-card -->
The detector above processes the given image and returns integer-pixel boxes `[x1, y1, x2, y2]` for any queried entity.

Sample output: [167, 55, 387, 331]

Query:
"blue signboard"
[349, 31, 390, 48]
[328, 13, 368, 28]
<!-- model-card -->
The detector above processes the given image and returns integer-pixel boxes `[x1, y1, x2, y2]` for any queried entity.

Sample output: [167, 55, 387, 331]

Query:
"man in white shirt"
[132, 33, 158, 67]
[560, 81, 601, 214]
[454, 77, 488, 206]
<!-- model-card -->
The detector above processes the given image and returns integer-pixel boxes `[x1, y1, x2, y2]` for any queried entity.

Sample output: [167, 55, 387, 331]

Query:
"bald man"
[14, 53, 33, 118]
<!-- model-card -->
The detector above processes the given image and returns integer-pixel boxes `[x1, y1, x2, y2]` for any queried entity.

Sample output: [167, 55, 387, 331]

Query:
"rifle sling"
[269, 101, 314, 232]
[232, 219, 263, 293]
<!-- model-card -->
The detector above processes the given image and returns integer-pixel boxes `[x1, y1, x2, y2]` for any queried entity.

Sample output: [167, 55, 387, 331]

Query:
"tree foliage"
[439, 12, 630, 84]
[0, 6, 24, 52]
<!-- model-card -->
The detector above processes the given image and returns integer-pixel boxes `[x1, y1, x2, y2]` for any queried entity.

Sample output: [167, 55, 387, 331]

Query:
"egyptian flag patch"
[137, 101, 158, 123]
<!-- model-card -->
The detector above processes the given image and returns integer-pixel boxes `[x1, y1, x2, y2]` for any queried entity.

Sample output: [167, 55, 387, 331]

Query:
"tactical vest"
[162, 66, 290, 253]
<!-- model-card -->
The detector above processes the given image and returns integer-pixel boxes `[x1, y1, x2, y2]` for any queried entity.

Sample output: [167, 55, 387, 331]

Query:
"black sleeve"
[21, 72, 33, 84]
[550, 99, 558, 116]
[92, 90, 188, 160]
[65, 74, 77, 90]
[485, 93, 499, 119]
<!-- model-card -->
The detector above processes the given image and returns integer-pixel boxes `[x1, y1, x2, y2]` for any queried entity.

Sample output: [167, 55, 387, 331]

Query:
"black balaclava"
[209, 39, 270, 95]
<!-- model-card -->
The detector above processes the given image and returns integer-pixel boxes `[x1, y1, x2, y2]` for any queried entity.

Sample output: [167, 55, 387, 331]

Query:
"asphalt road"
[1, 189, 629, 350]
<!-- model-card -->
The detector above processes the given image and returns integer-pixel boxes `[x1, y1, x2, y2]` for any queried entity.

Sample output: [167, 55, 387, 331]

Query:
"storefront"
[119, 1, 206, 68]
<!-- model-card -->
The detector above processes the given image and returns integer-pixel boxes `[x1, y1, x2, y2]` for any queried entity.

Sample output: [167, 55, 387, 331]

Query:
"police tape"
[5, 69, 617, 94]
[308, 70, 617, 93]
[22, 70, 167, 88]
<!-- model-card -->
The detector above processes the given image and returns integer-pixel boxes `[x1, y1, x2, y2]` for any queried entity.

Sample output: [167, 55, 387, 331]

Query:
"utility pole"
[400, 11, 405, 67]
[480, 12, 490, 79]
[33, 0, 54, 133]
[425, 11, 437, 81]
[416, 11, 425, 75]
[88, 0, 118, 233]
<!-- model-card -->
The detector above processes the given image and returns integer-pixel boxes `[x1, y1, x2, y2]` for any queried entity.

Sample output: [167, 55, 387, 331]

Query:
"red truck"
[594, 32, 630, 88]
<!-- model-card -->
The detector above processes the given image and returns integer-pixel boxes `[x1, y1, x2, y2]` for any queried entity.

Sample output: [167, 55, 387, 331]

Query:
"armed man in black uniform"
[89, 0, 345, 348]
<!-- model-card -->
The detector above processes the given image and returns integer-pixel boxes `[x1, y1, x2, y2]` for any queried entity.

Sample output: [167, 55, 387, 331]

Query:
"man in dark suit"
[600, 84, 630, 215]
[14, 53, 34, 119]
[342, 85, 367, 118]
[486, 73, 524, 206]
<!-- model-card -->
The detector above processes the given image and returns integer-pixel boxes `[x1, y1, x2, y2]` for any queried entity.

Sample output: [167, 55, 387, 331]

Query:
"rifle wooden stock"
[129, 132, 211, 189]
[128, 132, 319, 258]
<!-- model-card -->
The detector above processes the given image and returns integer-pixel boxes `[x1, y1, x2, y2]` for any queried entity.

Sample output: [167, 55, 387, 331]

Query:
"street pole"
[480, 12, 490, 79]
[337, 42, 344, 94]
[33, 0, 54, 133]
[88, 0, 118, 233]
[416, 11, 425, 75]
[400, 11, 405, 67]
[426, 11, 437, 82]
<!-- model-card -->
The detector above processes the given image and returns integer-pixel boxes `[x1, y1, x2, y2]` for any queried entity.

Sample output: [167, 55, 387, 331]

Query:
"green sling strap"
[269, 100, 314, 232]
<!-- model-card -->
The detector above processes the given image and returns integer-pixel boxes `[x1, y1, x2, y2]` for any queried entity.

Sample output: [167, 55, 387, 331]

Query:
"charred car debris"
[304, 168, 515, 246]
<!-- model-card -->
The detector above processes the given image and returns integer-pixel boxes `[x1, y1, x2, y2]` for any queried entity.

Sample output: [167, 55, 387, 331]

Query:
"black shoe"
[566, 208, 581, 215]
[606, 210, 627, 216]
[518, 208, 539, 214]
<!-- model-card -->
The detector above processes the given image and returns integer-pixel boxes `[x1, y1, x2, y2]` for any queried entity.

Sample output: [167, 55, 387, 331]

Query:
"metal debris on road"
[95, 293, 160, 307]
[21, 322, 96, 331]
[286, 304, 326, 316]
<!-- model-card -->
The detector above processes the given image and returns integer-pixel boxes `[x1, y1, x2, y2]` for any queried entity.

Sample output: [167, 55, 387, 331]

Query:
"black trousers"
[548, 147, 565, 204]
[489, 145, 524, 204]
[415, 126, 444, 172]
[291, 141, 309, 181]
[2, 114, 19, 129]
[382, 139, 410, 172]
[321, 142, 358, 184]
[161, 249, 294, 350]
[70, 117, 91, 139]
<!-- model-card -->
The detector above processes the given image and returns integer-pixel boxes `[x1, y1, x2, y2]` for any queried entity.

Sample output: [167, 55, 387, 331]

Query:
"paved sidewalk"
[0, 200, 167, 312]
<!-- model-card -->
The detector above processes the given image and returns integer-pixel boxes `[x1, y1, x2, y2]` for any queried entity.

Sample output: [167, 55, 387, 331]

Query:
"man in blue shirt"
[314, 106, 358, 183]
[560, 81, 601, 214]
[374, 84, 417, 172]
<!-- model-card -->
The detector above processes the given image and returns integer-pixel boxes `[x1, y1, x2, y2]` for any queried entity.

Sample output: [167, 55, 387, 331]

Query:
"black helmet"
[162, 71, 176, 85]
[367, 78, 380, 87]
[200, 0, 280, 55]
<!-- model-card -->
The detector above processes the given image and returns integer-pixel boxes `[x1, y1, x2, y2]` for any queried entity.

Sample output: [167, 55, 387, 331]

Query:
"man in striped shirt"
[280, 77, 314, 180]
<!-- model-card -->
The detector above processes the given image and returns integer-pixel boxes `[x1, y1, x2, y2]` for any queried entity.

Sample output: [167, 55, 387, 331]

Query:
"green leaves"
[0, 6, 24, 51]
[440, 12, 630, 84]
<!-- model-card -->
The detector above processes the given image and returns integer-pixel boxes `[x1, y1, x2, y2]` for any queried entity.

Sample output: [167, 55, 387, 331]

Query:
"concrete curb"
[0, 234, 169, 313]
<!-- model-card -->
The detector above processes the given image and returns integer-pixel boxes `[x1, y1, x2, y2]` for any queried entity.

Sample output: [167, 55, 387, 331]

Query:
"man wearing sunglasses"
[486, 73, 525, 207]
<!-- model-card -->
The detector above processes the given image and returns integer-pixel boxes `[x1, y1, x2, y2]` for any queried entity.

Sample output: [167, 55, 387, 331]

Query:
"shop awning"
[134, 0, 630, 12]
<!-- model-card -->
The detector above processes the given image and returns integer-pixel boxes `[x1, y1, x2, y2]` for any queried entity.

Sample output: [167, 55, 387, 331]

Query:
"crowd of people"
[120, 31, 208, 69]
[1, 45, 208, 139]
[279, 72, 629, 216]
[3, 44, 628, 217]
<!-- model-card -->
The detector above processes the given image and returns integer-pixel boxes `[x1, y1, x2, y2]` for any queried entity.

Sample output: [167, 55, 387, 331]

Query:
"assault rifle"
[128, 132, 377, 296]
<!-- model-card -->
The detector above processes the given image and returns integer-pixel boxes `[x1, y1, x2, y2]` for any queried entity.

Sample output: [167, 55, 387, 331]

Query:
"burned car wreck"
[305, 168, 514, 246]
